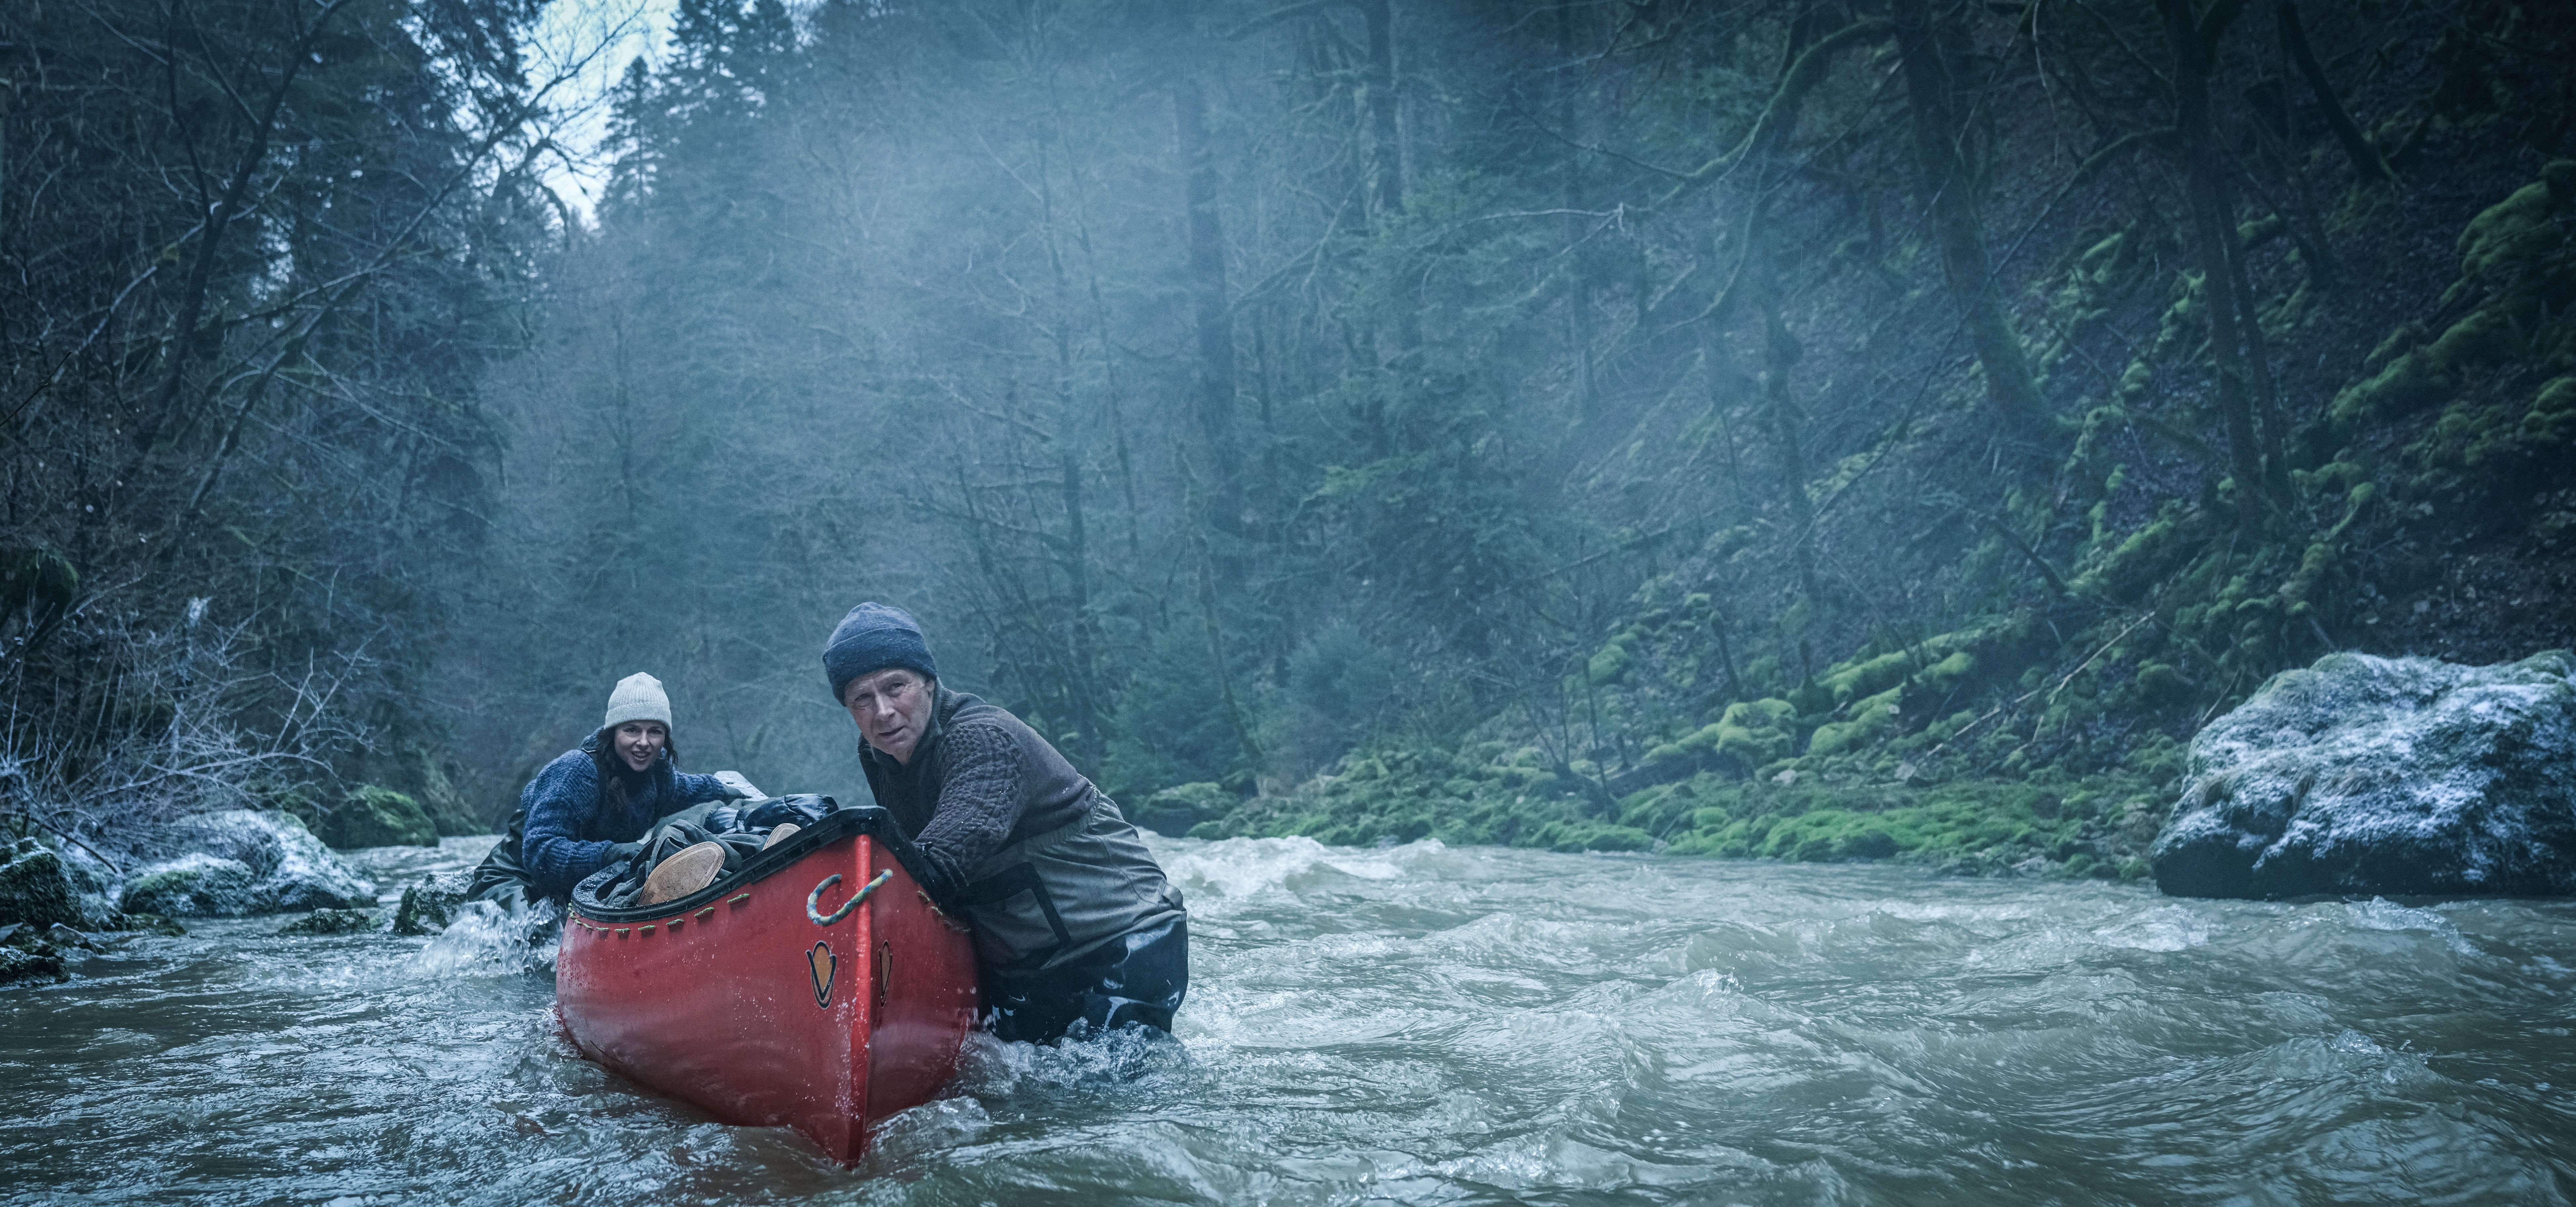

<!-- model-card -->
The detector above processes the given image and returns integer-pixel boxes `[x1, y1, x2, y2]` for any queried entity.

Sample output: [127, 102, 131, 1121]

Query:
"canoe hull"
[558, 831, 978, 1161]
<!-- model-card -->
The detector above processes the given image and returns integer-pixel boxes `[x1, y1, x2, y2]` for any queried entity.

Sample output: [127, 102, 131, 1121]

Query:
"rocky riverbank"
[0, 812, 493, 986]
[1179, 649, 2574, 899]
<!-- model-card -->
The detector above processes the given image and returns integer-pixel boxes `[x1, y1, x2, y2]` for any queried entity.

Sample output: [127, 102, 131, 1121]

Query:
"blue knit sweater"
[519, 736, 735, 899]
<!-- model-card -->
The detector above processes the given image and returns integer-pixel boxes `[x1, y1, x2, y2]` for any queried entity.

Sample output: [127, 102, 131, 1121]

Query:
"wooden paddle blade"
[639, 841, 726, 905]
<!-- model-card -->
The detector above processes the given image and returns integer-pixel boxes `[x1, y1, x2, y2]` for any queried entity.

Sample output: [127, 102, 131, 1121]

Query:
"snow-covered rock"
[120, 810, 376, 916]
[118, 852, 262, 917]
[2151, 650, 2576, 899]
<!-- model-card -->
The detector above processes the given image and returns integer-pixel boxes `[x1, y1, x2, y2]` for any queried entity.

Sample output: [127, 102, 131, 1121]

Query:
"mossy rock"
[2433, 375, 2576, 467]
[119, 854, 261, 917]
[392, 879, 465, 936]
[1678, 699, 1797, 771]
[117, 913, 188, 937]
[0, 839, 85, 929]
[1807, 686, 1901, 758]
[2134, 663, 2192, 706]
[277, 908, 378, 936]
[392, 747, 490, 837]
[2520, 377, 2576, 449]
[1819, 651, 1912, 706]
[0, 942, 67, 987]
[1130, 782, 1237, 838]
[125, 811, 374, 916]
[312, 786, 439, 850]
[1587, 640, 1634, 684]
[2076, 507, 2198, 604]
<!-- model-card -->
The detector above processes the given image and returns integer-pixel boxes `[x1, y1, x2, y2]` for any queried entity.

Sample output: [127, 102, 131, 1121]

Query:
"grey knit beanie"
[823, 603, 937, 703]
[603, 672, 673, 730]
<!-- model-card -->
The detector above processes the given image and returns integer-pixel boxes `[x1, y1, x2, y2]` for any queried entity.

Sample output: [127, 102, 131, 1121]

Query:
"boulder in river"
[276, 908, 379, 936]
[120, 810, 376, 916]
[2150, 649, 2576, 899]
[0, 838, 86, 929]
[119, 853, 262, 916]
[391, 872, 468, 936]
[0, 937, 67, 987]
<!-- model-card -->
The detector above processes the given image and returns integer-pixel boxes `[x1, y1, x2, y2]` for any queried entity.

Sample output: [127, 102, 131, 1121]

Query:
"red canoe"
[556, 806, 979, 1161]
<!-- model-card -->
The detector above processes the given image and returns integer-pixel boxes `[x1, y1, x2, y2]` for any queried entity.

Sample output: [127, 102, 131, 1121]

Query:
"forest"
[4, 0, 2572, 876]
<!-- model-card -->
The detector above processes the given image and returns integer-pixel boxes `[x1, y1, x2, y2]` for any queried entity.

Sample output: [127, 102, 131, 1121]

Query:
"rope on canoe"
[807, 869, 894, 926]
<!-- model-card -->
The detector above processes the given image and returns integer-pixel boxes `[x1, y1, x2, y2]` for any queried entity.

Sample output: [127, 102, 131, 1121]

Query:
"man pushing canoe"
[823, 602, 1189, 1043]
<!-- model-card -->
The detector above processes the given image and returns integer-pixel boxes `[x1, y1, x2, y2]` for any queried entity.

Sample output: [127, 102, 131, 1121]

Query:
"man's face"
[843, 668, 935, 765]
[612, 721, 667, 773]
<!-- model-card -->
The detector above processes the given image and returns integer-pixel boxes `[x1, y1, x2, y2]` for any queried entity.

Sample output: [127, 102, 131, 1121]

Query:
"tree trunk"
[2277, 0, 2397, 186]
[1889, 0, 2052, 453]
[1755, 274, 1825, 618]
[1361, 0, 1404, 219]
[131, 1, 345, 456]
[2155, 0, 2280, 520]
[1058, 446, 1102, 768]
[1173, 75, 1246, 565]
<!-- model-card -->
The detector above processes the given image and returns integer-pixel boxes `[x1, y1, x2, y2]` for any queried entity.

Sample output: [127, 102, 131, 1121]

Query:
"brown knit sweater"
[857, 688, 1096, 901]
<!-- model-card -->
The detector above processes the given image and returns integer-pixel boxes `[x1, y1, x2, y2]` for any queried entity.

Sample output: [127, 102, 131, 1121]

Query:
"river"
[4, 833, 2573, 1204]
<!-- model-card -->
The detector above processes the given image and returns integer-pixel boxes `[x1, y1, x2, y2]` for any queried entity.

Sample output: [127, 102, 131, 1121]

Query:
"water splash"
[2345, 896, 2478, 955]
[411, 897, 559, 977]
[1155, 833, 1416, 898]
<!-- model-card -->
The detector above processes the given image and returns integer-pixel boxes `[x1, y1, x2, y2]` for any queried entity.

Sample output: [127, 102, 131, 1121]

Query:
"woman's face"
[612, 721, 667, 773]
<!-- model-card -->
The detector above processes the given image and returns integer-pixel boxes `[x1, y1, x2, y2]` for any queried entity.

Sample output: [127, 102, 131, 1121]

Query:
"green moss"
[2073, 504, 2197, 603]
[289, 786, 437, 850]
[2450, 177, 2563, 292]
[2331, 347, 2446, 424]
[2133, 663, 2190, 705]
[1819, 650, 1911, 705]
[1132, 782, 1237, 837]
[1917, 650, 1975, 692]
[1677, 698, 1798, 769]
[1222, 754, 2162, 870]
[1723, 698, 1796, 729]
[1712, 723, 1791, 768]
[1587, 640, 1633, 684]
[2341, 165, 2576, 434]
[2521, 377, 2576, 448]
[2425, 307, 2523, 367]
[1807, 686, 1901, 757]
[277, 908, 378, 936]
[2117, 360, 2154, 403]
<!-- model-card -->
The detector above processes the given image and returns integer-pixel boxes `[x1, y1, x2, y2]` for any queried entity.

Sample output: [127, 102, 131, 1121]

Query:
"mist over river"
[5, 834, 2574, 1205]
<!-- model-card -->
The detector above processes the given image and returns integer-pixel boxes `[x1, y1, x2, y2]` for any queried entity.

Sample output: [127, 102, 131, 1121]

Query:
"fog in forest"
[6, 0, 2572, 865]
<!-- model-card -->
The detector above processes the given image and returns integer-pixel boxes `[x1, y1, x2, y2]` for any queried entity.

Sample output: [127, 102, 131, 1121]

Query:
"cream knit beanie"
[603, 672, 674, 730]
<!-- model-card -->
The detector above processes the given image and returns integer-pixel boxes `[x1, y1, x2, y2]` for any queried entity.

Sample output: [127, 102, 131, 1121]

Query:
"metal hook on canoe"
[807, 869, 893, 926]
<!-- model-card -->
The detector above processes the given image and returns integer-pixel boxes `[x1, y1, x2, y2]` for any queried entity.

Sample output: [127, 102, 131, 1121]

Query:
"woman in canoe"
[466, 672, 746, 907]
[823, 602, 1189, 1043]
